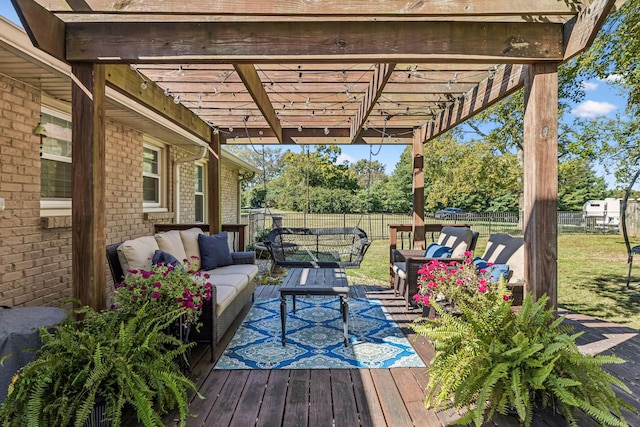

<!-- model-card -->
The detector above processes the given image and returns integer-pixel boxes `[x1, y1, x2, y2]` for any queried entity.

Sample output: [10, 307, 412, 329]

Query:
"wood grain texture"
[523, 63, 559, 308]
[563, 0, 616, 60]
[35, 0, 583, 15]
[105, 64, 212, 144]
[234, 64, 283, 142]
[64, 21, 563, 63]
[412, 134, 425, 250]
[207, 131, 222, 234]
[350, 63, 395, 141]
[71, 62, 106, 311]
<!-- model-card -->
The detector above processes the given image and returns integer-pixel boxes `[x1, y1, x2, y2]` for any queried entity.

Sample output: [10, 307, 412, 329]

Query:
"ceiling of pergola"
[11, 0, 622, 146]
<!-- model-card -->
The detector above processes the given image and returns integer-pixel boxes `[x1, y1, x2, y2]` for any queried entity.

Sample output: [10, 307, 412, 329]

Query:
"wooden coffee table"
[279, 267, 350, 347]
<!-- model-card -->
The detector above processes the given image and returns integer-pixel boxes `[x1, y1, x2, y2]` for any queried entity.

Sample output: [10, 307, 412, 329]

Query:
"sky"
[0, 3, 629, 185]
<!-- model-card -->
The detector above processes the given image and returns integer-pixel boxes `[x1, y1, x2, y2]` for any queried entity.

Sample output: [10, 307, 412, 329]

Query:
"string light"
[140, 80, 148, 90]
[229, 126, 234, 132]
[173, 94, 180, 104]
[177, 65, 185, 76]
[305, 97, 310, 106]
[324, 127, 330, 135]
[164, 88, 170, 96]
[213, 87, 219, 94]
[298, 125, 303, 132]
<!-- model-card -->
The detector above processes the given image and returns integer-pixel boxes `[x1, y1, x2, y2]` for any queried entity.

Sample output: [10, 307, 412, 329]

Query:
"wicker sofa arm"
[230, 251, 256, 265]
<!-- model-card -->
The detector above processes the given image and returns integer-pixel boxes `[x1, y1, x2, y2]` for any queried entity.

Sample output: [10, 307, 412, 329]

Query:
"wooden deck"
[148, 285, 640, 427]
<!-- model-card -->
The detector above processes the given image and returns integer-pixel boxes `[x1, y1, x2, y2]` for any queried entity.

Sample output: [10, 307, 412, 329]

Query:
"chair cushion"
[180, 227, 204, 270]
[473, 257, 510, 282]
[151, 249, 180, 266]
[392, 262, 406, 275]
[154, 230, 188, 264]
[437, 226, 474, 258]
[199, 232, 234, 270]
[424, 242, 453, 258]
[117, 236, 159, 273]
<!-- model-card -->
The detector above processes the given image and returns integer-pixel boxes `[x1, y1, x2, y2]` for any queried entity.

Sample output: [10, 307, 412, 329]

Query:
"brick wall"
[0, 74, 73, 307]
[0, 73, 242, 308]
[221, 165, 238, 223]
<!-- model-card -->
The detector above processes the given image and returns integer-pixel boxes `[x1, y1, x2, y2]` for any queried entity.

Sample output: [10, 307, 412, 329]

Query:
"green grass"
[345, 234, 640, 330]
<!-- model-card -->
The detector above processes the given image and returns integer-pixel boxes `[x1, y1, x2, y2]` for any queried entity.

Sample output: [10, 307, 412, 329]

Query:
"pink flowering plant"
[412, 251, 512, 315]
[113, 259, 212, 327]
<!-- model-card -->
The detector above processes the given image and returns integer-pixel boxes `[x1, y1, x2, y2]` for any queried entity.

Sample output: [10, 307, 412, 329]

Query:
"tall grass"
[346, 234, 640, 330]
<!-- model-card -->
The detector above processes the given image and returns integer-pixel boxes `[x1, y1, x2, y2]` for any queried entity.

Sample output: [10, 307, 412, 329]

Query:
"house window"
[40, 107, 72, 213]
[194, 163, 206, 223]
[143, 144, 164, 208]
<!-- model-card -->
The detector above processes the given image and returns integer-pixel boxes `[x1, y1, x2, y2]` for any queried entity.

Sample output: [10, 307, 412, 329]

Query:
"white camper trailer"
[582, 198, 621, 228]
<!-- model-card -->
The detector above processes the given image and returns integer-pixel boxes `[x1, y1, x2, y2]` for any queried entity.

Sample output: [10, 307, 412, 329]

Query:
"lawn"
[345, 234, 640, 330]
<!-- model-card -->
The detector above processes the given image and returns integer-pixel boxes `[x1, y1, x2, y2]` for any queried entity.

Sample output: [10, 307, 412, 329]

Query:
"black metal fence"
[240, 210, 617, 244]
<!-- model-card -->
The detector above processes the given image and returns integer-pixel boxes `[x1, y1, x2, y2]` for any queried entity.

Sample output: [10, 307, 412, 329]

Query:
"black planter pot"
[82, 397, 109, 427]
[166, 315, 192, 372]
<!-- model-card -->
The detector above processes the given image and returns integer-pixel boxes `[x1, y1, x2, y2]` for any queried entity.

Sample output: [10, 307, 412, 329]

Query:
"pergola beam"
[40, 0, 583, 15]
[563, 0, 617, 61]
[421, 64, 525, 141]
[233, 64, 283, 143]
[63, 21, 564, 63]
[350, 63, 396, 141]
[105, 64, 212, 144]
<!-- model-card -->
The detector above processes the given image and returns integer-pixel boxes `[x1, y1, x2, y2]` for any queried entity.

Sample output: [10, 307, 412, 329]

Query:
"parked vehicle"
[435, 207, 464, 219]
[582, 198, 621, 228]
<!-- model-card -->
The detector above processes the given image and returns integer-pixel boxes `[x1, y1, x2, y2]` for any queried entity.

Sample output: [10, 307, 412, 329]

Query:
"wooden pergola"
[10, 0, 623, 310]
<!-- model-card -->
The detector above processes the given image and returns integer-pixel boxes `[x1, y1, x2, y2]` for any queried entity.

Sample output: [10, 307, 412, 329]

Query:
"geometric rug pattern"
[214, 297, 426, 369]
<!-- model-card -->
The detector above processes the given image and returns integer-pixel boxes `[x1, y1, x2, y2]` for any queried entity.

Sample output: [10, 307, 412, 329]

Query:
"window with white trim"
[40, 107, 72, 213]
[194, 163, 206, 223]
[143, 143, 164, 209]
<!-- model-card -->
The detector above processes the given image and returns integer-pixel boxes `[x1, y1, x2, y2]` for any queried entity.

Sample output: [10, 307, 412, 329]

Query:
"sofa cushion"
[151, 249, 180, 266]
[207, 264, 259, 282]
[424, 242, 453, 258]
[117, 236, 159, 273]
[155, 230, 188, 264]
[180, 227, 204, 270]
[199, 232, 233, 270]
[215, 285, 238, 314]
[204, 272, 250, 291]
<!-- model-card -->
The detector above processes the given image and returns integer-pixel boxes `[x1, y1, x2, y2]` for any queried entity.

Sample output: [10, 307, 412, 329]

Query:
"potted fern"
[0, 304, 199, 427]
[412, 259, 634, 427]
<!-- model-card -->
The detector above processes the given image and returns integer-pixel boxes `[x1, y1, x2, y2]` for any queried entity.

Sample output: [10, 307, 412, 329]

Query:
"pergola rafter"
[9, 0, 624, 310]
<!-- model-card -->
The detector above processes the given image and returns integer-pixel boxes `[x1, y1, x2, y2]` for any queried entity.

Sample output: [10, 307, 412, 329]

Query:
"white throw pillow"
[180, 227, 204, 270]
[154, 230, 188, 264]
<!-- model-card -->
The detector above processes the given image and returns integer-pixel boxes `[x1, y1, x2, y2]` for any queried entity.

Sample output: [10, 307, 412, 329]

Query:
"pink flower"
[502, 295, 510, 301]
[477, 284, 487, 293]
[153, 282, 162, 288]
[151, 291, 161, 299]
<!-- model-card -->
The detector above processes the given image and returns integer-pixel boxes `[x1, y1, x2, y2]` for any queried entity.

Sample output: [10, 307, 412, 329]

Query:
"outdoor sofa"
[106, 227, 258, 362]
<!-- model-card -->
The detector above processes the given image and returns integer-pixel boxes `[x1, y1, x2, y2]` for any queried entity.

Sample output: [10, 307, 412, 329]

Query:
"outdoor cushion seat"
[106, 227, 257, 362]
[391, 226, 479, 309]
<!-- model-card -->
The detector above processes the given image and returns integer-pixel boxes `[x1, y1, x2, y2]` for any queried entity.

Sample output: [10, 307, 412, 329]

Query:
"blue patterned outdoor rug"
[214, 297, 426, 369]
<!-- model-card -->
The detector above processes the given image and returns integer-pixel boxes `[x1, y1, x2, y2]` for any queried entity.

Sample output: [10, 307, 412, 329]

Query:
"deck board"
[130, 283, 640, 427]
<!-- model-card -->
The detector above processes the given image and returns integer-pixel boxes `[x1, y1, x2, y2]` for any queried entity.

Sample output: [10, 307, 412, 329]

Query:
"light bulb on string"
[229, 126, 234, 132]
[164, 88, 170, 96]
[177, 65, 185, 76]
[305, 97, 310, 106]
[324, 127, 329, 135]
[173, 94, 180, 104]
[140, 80, 148, 90]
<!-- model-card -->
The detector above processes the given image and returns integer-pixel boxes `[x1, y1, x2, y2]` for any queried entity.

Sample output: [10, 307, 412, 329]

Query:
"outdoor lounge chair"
[474, 233, 525, 304]
[391, 226, 479, 309]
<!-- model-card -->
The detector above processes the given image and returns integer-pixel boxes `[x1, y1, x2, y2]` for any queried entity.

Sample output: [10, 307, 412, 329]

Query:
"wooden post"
[207, 129, 222, 234]
[523, 63, 559, 309]
[71, 63, 106, 310]
[412, 128, 425, 250]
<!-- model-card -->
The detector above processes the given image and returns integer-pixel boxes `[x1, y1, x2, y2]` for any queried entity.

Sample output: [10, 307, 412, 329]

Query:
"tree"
[266, 146, 360, 213]
[349, 159, 388, 189]
[557, 159, 608, 210]
[422, 135, 522, 212]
